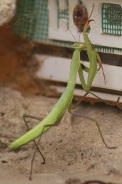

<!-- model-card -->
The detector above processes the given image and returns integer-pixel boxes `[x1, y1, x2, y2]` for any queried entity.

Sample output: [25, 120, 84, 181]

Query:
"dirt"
[0, 28, 122, 184]
[0, 87, 122, 183]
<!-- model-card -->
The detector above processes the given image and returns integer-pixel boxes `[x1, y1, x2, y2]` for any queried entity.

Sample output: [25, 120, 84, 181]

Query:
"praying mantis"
[9, 6, 115, 152]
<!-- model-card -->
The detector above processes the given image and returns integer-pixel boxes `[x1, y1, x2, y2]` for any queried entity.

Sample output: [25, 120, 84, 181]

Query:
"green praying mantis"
[9, 6, 116, 153]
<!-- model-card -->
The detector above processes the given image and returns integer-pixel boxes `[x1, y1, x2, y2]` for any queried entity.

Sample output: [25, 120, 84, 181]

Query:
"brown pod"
[73, 1, 88, 31]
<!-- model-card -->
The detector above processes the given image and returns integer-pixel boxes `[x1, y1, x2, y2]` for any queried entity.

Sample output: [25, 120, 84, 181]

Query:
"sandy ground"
[0, 87, 122, 183]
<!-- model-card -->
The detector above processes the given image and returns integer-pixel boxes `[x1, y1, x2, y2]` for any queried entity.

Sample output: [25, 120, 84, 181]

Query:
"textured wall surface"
[0, 0, 16, 26]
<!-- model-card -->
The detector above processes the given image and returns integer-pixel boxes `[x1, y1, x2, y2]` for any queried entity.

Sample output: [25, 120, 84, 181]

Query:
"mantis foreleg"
[82, 4, 106, 84]
[78, 51, 97, 92]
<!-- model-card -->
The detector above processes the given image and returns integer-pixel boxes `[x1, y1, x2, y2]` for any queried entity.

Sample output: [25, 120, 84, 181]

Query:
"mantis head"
[83, 19, 94, 32]
[83, 4, 94, 32]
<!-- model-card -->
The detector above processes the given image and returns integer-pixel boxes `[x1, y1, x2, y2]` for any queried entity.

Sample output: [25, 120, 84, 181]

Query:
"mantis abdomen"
[9, 48, 81, 150]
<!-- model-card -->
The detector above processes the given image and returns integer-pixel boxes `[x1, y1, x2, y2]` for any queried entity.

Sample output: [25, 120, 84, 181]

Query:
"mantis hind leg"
[23, 114, 45, 163]
[68, 93, 117, 150]
[23, 114, 45, 180]
[23, 114, 63, 180]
